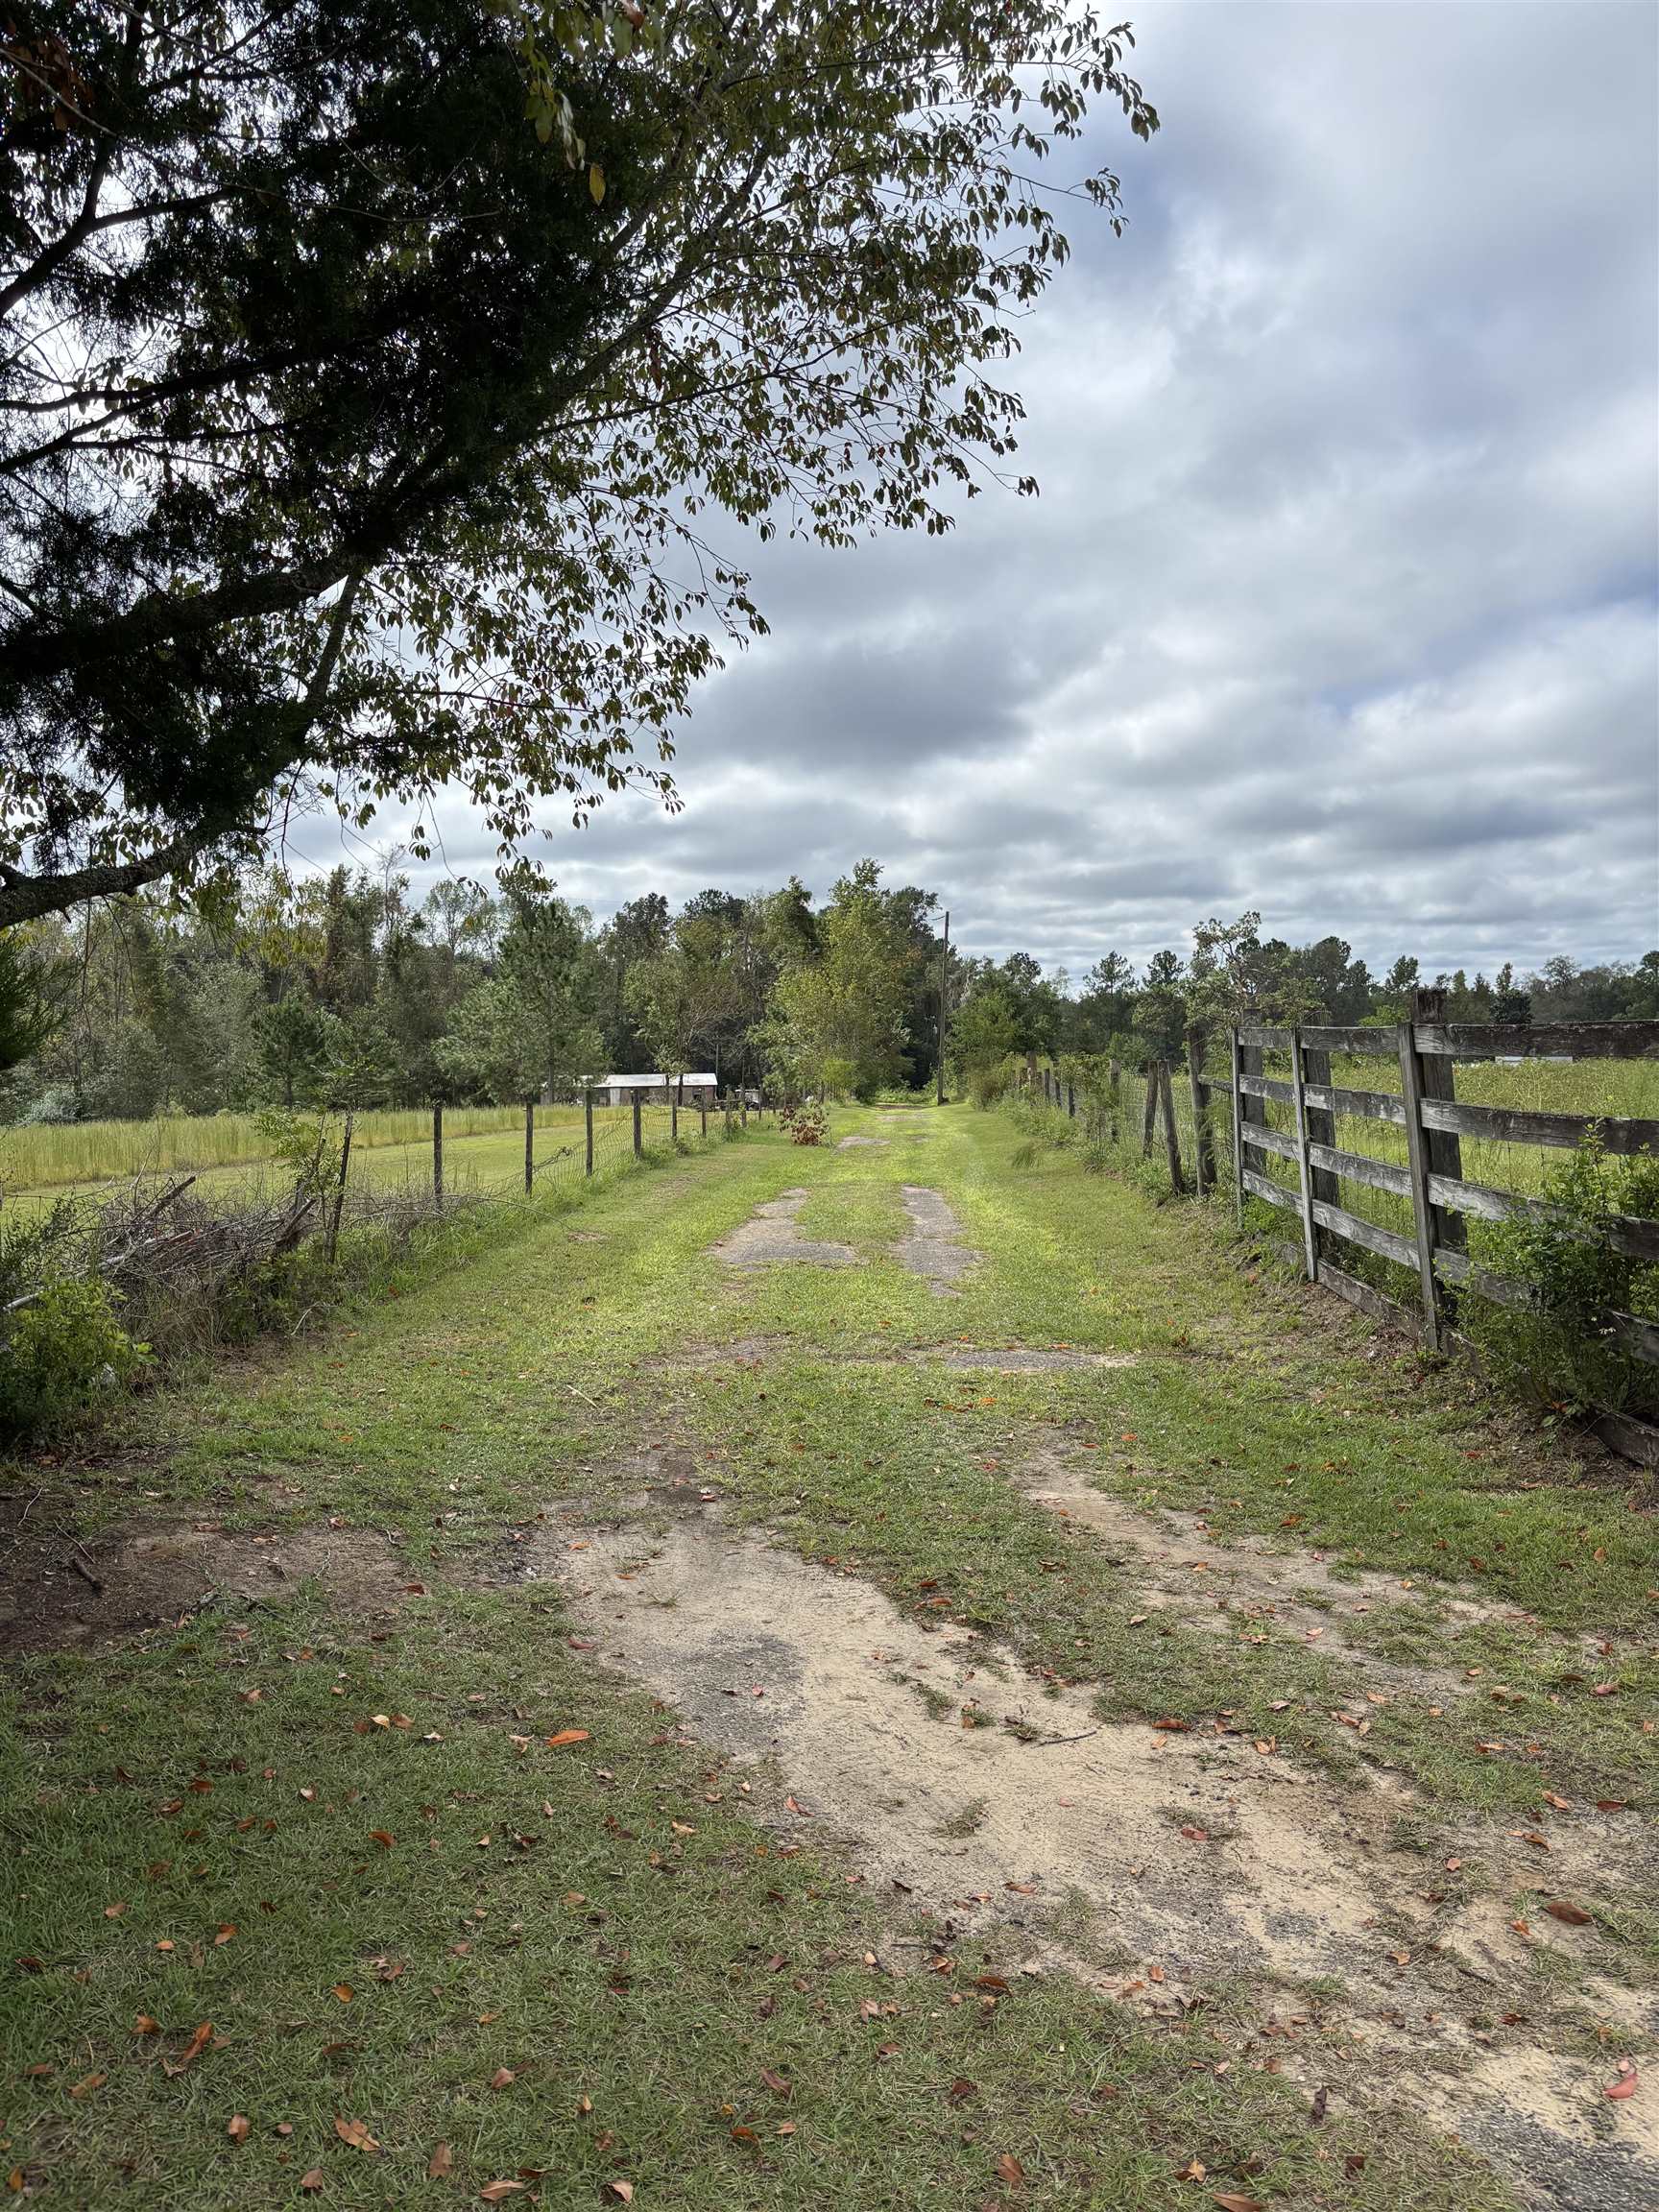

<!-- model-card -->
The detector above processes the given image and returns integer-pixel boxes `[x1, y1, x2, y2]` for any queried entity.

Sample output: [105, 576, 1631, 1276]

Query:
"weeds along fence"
[1022, 993, 1659, 1469]
[0, 1087, 763, 1439]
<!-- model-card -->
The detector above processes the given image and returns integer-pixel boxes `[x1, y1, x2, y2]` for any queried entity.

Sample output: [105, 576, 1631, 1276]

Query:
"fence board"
[1308, 1141, 1412, 1198]
[1241, 1165, 1297, 1213]
[1238, 1025, 1293, 1050]
[1299, 1024, 1398, 1057]
[1310, 1197, 1419, 1271]
[1414, 1022, 1659, 1062]
[1241, 1122, 1300, 1164]
[1287, 1027, 1319, 1278]
[1418, 1099, 1659, 1156]
[1426, 1171, 1659, 1262]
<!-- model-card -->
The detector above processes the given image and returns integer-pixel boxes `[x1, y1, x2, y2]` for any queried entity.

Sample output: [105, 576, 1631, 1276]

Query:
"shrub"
[0, 1273, 148, 1438]
[1460, 1129, 1659, 1415]
[781, 1102, 830, 1146]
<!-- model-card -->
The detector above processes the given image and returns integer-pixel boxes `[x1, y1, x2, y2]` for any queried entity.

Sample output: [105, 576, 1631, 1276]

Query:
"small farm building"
[588, 1072, 719, 1107]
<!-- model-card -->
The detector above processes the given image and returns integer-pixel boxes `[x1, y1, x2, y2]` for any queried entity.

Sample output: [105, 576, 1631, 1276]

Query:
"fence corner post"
[432, 1099, 444, 1212]
[585, 1088, 594, 1177]
[632, 1093, 642, 1157]
[1158, 1061, 1188, 1194]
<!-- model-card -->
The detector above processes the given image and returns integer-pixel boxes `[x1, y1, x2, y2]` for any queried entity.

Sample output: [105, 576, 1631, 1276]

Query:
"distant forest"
[1, 862, 1654, 1121]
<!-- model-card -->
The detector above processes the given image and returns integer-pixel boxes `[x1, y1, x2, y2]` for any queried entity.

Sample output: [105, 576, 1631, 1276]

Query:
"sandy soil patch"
[712, 1188, 860, 1270]
[548, 1512, 1656, 2210]
[1016, 1445, 1526, 1679]
[897, 1185, 979, 1296]
[835, 1136, 889, 1151]
[0, 1504, 408, 1654]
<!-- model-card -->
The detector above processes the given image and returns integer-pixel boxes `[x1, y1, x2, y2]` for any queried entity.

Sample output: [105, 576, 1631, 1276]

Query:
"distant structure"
[588, 1071, 718, 1107]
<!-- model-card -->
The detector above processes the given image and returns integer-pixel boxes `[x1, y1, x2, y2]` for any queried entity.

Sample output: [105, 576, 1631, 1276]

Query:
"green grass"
[8, 1104, 1657, 2204]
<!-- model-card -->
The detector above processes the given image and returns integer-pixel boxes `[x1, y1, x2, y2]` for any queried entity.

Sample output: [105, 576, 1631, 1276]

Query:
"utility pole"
[935, 908, 950, 1105]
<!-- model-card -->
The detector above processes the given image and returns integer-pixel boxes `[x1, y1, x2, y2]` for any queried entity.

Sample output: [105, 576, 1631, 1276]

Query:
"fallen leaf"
[333, 2115, 380, 2152]
[228, 2115, 251, 2144]
[602, 2187, 634, 2205]
[162, 2019, 213, 2077]
[370, 1831, 394, 1850]
[480, 2186, 526, 2204]
[544, 1729, 589, 1749]
[1544, 1900, 1594, 1927]
[1213, 2197, 1264, 2212]
[299, 2170, 325, 2194]
[133, 2013, 160, 2035]
[214, 1924, 236, 1945]
[68, 2071, 107, 2099]
[995, 2152, 1026, 2184]
[948, 2077, 978, 2105]
[759, 2067, 791, 2098]
[428, 2142, 453, 2178]
[1605, 2069, 1639, 2101]
[332, 1984, 354, 2004]
[490, 2067, 516, 2090]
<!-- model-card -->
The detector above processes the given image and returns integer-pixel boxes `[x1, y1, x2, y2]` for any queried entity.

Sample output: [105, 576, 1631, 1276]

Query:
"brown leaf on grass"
[333, 2115, 379, 2152]
[478, 2184, 526, 2203]
[947, 2078, 978, 2105]
[162, 2020, 213, 2077]
[427, 2142, 453, 2178]
[227, 2115, 251, 2144]
[995, 2152, 1026, 2185]
[370, 1831, 394, 1850]
[1213, 2197, 1264, 2212]
[544, 1729, 589, 1749]
[602, 2186, 634, 2204]
[759, 2067, 792, 2098]
[104, 1901, 127, 1918]
[299, 2169, 325, 2193]
[68, 2071, 107, 2099]
[133, 2014, 160, 2035]
[489, 2067, 516, 2090]
[213, 1924, 236, 1945]
[332, 1984, 354, 2004]
[1545, 1899, 1594, 1927]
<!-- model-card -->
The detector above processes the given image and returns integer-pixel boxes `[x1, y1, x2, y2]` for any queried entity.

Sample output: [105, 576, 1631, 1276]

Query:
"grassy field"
[0, 1102, 699, 1215]
[2, 1107, 1654, 2207]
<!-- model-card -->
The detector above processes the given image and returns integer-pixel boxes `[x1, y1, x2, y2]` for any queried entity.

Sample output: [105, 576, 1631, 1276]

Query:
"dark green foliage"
[1462, 1131, 1659, 1415]
[1, 2, 1157, 925]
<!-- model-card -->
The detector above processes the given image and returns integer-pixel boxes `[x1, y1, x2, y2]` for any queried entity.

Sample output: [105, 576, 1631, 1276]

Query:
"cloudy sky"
[328, 0, 1659, 979]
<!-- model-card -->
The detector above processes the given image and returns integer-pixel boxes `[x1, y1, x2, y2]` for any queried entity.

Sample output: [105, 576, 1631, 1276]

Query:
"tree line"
[0, 860, 952, 1121]
[3, 878, 1652, 1128]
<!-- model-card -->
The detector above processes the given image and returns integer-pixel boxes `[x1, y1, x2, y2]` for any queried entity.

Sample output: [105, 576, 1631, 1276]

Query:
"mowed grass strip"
[0, 1592, 1510, 2211]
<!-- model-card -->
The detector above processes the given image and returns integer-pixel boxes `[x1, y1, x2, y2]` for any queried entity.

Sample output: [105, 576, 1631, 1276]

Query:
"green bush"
[0, 1274, 148, 1438]
[1460, 1129, 1659, 1415]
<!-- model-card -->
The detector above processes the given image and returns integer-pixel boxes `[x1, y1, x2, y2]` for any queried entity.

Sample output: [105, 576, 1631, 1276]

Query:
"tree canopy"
[0, 1, 1157, 926]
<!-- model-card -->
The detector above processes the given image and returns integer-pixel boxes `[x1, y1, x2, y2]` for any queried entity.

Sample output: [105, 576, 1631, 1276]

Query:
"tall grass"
[0, 1103, 599, 1195]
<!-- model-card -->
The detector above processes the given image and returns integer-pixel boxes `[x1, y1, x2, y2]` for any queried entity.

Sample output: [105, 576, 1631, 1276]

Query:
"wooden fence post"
[740, 1091, 748, 1128]
[632, 1094, 642, 1157]
[325, 1109, 354, 1262]
[585, 1089, 594, 1176]
[1185, 1027, 1214, 1194]
[700, 1100, 708, 1139]
[1287, 1026, 1318, 1280]
[1109, 1058, 1121, 1146]
[1158, 1062, 1188, 1194]
[670, 1091, 678, 1143]
[1413, 987, 1467, 1323]
[724, 1093, 733, 1138]
[1067, 1081, 1076, 1119]
[432, 1100, 444, 1211]
[1229, 1028, 1245, 1228]
[524, 1097, 535, 1193]
[1141, 1064, 1158, 1156]
[1396, 1016, 1442, 1350]
[1299, 1019, 1340, 1257]
[1235, 1024, 1266, 1227]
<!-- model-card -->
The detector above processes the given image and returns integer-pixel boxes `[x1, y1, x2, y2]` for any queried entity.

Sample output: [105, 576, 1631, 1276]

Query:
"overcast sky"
[322, 1, 1659, 981]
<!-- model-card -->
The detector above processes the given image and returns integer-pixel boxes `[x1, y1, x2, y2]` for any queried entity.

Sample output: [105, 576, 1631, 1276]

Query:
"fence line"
[1019, 994, 1659, 1469]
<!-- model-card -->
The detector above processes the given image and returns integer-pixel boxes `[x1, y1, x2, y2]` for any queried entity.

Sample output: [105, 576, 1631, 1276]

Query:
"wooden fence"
[1185, 990, 1659, 1465]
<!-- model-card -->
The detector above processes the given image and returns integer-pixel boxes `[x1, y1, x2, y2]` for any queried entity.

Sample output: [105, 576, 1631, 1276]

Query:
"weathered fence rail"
[1185, 990, 1659, 1463]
